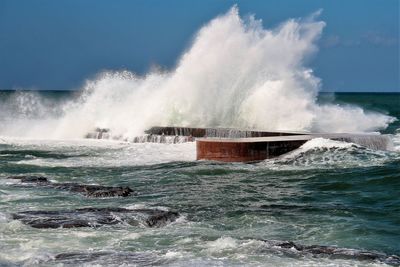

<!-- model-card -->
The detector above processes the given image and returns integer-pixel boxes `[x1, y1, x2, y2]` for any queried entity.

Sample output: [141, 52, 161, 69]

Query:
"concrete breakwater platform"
[86, 127, 392, 162]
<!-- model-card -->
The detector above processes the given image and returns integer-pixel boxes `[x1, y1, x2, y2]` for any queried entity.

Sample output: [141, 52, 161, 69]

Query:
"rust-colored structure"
[196, 136, 313, 162]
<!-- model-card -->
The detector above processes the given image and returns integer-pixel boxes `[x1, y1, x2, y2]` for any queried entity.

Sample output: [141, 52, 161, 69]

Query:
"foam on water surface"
[392, 131, 400, 151]
[0, 137, 196, 167]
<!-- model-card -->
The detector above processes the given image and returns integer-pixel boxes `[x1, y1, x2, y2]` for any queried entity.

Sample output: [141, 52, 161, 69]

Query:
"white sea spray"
[0, 7, 395, 139]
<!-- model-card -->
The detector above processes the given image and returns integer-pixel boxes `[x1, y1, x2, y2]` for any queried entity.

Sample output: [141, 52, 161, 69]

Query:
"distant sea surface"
[0, 91, 399, 266]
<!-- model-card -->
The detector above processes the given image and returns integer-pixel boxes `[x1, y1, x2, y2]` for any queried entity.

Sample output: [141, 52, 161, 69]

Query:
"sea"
[0, 91, 399, 267]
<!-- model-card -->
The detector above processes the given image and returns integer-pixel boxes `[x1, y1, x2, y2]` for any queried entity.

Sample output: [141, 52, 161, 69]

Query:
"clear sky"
[0, 0, 398, 92]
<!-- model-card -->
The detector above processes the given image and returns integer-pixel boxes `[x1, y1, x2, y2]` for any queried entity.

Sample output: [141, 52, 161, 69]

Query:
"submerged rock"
[12, 207, 179, 229]
[32, 251, 161, 266]
[8, 175, 49, 184]
[261, 239, 400, 266]
[52, 183, 134, 198]
[8, 175, 134, 198]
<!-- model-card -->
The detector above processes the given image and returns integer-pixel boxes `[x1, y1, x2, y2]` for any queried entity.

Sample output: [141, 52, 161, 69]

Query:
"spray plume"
[0, 7, 395, 139]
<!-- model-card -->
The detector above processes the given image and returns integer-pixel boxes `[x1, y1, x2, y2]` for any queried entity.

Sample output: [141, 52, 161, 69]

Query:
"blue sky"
[0, 0, 398, 92]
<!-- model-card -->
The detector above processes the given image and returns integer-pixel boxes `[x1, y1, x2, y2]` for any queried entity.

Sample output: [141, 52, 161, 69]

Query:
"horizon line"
[1, 89, 399, 93]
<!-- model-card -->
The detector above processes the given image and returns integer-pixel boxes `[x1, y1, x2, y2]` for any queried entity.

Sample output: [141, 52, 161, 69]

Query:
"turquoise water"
[0, 92, 399, 266]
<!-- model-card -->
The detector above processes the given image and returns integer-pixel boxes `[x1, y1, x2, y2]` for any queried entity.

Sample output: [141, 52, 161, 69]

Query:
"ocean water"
[0, 91, 399, 267]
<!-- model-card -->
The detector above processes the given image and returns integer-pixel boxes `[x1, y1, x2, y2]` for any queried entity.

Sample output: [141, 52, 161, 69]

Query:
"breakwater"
[86, 126, 392, 162]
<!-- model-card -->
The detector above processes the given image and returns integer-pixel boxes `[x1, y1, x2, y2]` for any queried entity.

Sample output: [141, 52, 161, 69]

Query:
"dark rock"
[12, 207, 179, 229]
[8, 175, 49, 183]
[261, 239, 400, 266]
[52, 183, 134, 198]
[55, 251, 110, 262]
[138, 209, 180, 227]
[51, 251, 159, 266]
[271, 240, 303, 250]
[8, 175, 134, 198]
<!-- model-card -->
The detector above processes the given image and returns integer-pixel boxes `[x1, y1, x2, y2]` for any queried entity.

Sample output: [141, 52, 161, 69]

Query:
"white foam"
[392, 129, 400, 151]
[121, 232, 141, 240]
[0, 137, 196, 167]
[264, 137, 397, 170]
[124, 203, 150, 210]
[297, 137, 357, 150]
[206, 236, 238, 252]
[164, 251, 184, 259]
[71, 230, 98, 238]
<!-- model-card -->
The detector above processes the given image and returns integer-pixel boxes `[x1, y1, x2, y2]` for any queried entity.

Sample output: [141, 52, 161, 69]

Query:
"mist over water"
[0, 7, 396, 139]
